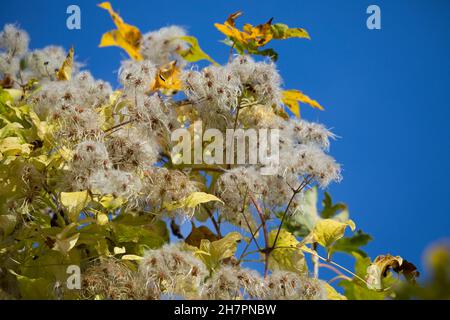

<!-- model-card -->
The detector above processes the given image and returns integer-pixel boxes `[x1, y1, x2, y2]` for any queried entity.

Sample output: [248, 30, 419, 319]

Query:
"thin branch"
[103, 119, 134, 134]
[238, 222, 263, 263]
[271, 175, 313, 249]
[204, 206, 222, 238]
[250, 195, 270, 278]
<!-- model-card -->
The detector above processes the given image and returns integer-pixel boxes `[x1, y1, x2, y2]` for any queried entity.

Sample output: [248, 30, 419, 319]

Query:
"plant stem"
[271, 175, 312, 249]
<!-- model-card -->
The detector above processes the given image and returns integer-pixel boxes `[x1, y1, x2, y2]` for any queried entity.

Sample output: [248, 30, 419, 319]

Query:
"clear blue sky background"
[2, 0, 450, 278]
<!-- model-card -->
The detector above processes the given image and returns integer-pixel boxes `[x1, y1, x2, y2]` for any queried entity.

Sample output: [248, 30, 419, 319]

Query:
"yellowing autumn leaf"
[366, 254, 419, 290]
[194, 231, 242, 270]
[312, 219, 356, 248]
[98, 2, 142, 60]
[121, 254, 143, 261]
[164, 191, 223, 211]
[282, 89, 324, 118]
[96, 212, 109, 226]
[99, 194, 125, 211]
[60, 191, 90, 222]
[0, 137, 31, 157]
[113, 246, 126, 255]
[150, 61, 182, 93]
[215, 12, 310, 51]
[269, 229, 308, 274]
[56, 47, 74, 81]
[53, 232, 80, 255]
[177, 36, 217, 65]
[215, 12, 273, 47]
[323, 282, 347, 300]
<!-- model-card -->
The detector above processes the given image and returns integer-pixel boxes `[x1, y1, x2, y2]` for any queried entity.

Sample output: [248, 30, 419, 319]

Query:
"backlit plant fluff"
[0, 3, 420, 300]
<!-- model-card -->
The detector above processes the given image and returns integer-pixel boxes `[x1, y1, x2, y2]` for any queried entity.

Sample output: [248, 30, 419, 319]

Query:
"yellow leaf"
[60, 191, 90, 222]
[29, 111, 52, 141]
[164, 191, 223, 211]
[366, 254, 418, 290]
[56, 47, 74, 81]
[177, 36, 217, 65]
[214, 12, 309, 49]
[269, 229, 308, 274]
[194, 232, 241, 271]
[282, 89, 324, 118]
[322, 282, 347, 300]
[53, 232, 80, 255]
[151, 60, 182, 93]
[214, 12, 273, 47]
[113, 246, 126, 255]
[121, 254, 143, 261]
[0, 137, 31, 157]
[3, 88, 23, 101]
[312, 219, 356, 248]
[98, 2, 142, 60]
[99, 194, 125, 211]
[97, 212, 109, 226]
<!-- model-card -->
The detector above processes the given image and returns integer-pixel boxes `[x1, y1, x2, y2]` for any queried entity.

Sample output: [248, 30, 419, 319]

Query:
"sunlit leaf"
[60, 191, 90, 222]
[323, 281, 347, 300]
[366, 254, 419, 290]
[150, 60, 182, 93]
[53, 232, 80, 255]
[282, 89, 324, 118]
[55, 47, 74, 81]
[312, 218, 355, 248]
[98, 2, 142, 60]
[177, 36, 217, 65]
[194, 232, 241, 271]
[270, 23, 310, 40]
[164, 191, 223, 211]
[269, 229, 308, 274]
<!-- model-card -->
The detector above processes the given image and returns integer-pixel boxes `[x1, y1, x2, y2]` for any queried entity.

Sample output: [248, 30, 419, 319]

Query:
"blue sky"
[2, 0, 450, 277]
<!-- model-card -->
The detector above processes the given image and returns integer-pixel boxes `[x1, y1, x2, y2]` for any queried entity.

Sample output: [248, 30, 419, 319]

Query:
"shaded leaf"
[330, 230, 372, 257]
[185, 223, 218, 248]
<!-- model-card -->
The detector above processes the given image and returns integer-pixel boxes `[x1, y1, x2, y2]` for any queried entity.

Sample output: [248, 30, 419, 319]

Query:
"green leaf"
[330, 230, 372, 258]
[270, 23, 310, 40]
[0, 214, 17, 238]
[10, 271, 54, 300]
[320, 191, 348, 219]
[112, 222, 166, 251]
